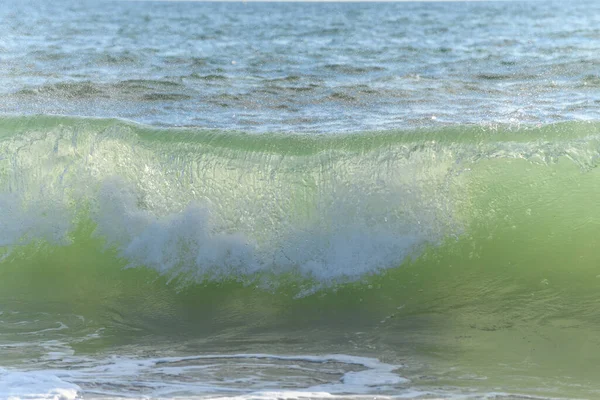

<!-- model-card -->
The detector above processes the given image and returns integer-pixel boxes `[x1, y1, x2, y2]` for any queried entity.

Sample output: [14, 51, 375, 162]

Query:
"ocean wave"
[0, 116, 600, 295]
[2, 116, 600, 397]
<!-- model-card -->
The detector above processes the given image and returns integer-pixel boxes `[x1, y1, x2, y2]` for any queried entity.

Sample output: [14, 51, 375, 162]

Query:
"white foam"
[95, 179, 260, 280]
[2, 353, 405, 399]
[157, 354, 405, 396]
[0, 124, 462, 289]
[92, 177, 441, 290]
[0, 369, 80, 400]
[0, 353, 571, 400]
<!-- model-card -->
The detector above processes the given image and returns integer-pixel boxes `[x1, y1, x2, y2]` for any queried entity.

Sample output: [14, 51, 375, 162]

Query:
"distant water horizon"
[2, 0, 600, 132]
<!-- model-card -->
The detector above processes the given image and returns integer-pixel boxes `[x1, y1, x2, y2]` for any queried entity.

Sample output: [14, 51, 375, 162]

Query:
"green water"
[2, 118, 600, 397]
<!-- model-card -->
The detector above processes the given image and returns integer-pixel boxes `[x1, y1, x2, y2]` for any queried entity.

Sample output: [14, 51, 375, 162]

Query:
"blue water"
[2, 1, 600, 131]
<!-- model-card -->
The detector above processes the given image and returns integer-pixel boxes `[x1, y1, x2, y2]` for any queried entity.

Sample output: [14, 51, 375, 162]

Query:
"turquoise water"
[2, 2, 600, 399]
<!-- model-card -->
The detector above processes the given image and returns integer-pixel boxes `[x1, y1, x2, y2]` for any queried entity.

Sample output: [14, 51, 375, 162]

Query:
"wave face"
[0, 116, 466, 286]
[3, 116, 600, 398]
[2, 116, 600, 289]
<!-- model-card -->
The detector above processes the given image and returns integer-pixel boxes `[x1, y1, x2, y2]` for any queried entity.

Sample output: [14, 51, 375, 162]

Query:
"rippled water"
[2, 0, 600, 131]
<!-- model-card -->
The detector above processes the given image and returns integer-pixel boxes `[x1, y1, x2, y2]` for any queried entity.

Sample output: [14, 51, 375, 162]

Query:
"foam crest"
[95, 178, 258, 281]
[92, 176, 441, 287]
[0, 369, 79, 400]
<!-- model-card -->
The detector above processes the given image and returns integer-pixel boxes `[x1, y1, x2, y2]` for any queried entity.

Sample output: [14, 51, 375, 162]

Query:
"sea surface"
[2, 1, 600, 399]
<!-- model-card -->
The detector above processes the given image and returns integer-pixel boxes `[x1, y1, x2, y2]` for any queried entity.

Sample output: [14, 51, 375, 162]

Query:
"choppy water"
[2, 1, 600, 400]
[3, 0, 600, 131]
